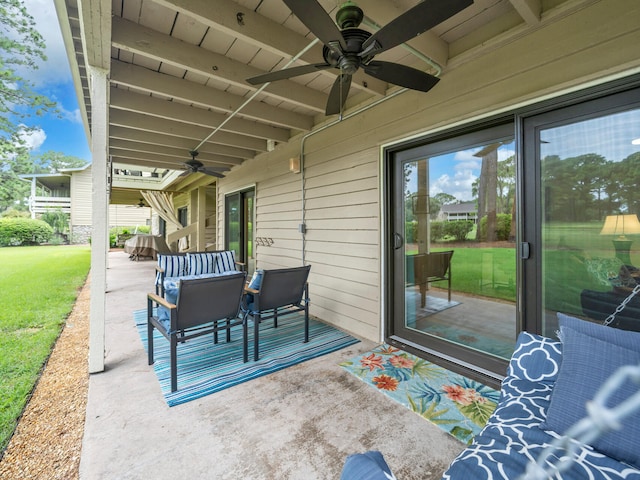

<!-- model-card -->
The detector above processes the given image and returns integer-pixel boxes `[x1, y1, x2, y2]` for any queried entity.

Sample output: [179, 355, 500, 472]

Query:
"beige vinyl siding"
[109, 205, 151, 227]
[70, 166, 92, 226]
[217, 0, 640, 342]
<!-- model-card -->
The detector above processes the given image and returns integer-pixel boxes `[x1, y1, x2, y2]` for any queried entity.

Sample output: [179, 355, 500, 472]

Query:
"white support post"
[88, 66, 109, 374]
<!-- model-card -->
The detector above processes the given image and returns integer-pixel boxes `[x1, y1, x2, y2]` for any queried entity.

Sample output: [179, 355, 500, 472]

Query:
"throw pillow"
[187, 252, 217, 276]
[214, 250, 236, 273]
[244, 270, 263, 312]
[156, 254, 187, 285]
[507, 331, 561, 384]
[541, 313, 640, 469]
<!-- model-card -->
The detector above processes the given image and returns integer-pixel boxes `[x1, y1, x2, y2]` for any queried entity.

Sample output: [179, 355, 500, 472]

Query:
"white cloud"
[431, 169, 478, 201]
[18, 0, 72, 87]
[19, 127, 47, 151]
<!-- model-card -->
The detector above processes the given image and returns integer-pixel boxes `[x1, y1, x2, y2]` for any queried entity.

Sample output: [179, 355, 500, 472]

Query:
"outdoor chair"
[147, 271, 247, 392]
[411, 250, 454, 306]
[242, 265, 311, 361]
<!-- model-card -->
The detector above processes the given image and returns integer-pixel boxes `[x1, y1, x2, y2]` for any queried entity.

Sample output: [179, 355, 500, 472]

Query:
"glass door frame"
[383, 120, 515, 384]
[225, 186, 255, 274]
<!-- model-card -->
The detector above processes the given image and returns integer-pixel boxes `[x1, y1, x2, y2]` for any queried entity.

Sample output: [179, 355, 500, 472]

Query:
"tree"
[0, 0, 57, 156]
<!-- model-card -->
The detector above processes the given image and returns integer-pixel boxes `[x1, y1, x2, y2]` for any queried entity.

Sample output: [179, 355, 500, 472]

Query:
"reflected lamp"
[600, 214, 640, 265]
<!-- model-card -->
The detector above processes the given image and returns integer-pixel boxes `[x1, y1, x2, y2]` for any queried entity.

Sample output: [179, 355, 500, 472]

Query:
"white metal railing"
[31, 196, 71, 213]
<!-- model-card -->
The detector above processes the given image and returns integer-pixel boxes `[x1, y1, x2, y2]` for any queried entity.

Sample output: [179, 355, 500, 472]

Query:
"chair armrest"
[155, 265, 165, 273]
[147, 292, 176, 310]
[235, 261, 246, 272]
[244, 286, 259, 294]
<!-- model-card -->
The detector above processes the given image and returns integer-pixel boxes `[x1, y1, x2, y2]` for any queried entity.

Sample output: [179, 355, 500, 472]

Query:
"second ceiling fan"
[247, 0, 473, 116]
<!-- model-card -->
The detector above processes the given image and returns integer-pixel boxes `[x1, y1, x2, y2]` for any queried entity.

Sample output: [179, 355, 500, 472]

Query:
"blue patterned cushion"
[341, 451, 396, 480]
[542, 313, 640, 469]
[215, 250, 236, 273]
[187, 252, 217, 276]
[442, 330, 640, 479]
[155, 254, 187, 285]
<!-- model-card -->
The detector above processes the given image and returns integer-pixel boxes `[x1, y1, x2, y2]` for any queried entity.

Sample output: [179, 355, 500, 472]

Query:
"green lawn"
[0, 245, 91, 453]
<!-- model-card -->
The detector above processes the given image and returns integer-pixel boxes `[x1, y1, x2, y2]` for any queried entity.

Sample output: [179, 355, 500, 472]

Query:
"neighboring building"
[21, 164, 151, 244]
[438, 202, 478, 222]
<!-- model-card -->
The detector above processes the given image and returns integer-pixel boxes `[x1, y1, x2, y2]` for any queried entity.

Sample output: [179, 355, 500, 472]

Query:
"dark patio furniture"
[242, 265, 311, 361]
[409, 250, 454, 306]
[147, 272, 247, 392]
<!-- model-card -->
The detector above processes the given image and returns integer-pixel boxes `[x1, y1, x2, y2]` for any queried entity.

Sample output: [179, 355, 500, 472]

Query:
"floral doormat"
[340, 344, 500, 444]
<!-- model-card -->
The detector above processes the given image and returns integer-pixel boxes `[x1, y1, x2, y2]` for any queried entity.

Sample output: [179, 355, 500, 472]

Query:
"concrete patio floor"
[80, 251, 465, 479]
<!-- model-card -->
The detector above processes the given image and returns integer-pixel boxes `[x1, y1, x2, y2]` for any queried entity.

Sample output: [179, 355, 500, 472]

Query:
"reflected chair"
[411, 250, 454, 307]
[242, 265, 311, 361]
[147, 272, 247, 392]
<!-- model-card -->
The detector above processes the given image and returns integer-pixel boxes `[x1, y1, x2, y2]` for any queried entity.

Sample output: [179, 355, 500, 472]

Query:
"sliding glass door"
[522, 86, 640, 337]
[387, 123, 517, 378]
[225, 188, 255, 274]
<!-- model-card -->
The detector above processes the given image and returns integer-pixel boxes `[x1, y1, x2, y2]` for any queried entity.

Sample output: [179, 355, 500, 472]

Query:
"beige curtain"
[140, 191, 189, 251]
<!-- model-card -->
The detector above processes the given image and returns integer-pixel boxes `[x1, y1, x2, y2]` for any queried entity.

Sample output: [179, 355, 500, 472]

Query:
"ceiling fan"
[247, 0, 473, 116]
[179, 151, 225, 178]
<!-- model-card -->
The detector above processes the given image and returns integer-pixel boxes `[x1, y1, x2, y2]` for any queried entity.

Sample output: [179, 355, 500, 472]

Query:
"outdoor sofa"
[154, 250, 244, 297]
[341, 314, 640, 479]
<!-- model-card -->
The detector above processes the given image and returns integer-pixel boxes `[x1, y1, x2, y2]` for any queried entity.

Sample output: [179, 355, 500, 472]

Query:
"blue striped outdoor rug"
[134, 309, 359, 406]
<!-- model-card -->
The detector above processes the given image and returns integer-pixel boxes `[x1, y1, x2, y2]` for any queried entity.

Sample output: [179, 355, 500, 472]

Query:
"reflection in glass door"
[527, 95, 640, 337]
[391, 127, 518, 373]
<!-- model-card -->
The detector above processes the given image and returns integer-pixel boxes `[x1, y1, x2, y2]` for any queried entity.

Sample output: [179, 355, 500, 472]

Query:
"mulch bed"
[0, 277, 90, 479]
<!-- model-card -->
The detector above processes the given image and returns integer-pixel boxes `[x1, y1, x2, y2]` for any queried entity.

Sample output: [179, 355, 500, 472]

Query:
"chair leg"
[254, 312, 260, 361]
[226, 319, 231, 343]
[242, 319, 248, 363]
[214, 321, 218, 344]
[170, 334, 178, 392]
[304, 306, 309, 343]
[448, 277, 452, 302]
[147, 320, 155, 365]
[147, 299, 155, 365]
[273, 308, 278, 328]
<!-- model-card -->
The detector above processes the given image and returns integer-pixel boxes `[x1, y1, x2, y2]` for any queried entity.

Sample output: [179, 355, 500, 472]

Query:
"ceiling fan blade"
[178, 170, 190, 177]
[247, 63, 332, 85]
[325, 73, 352, 116]
[361, 0, 473, 57]
[282, 0, 347, 52]
[363, 61, 440, 92]
[199, 168, 225, 178]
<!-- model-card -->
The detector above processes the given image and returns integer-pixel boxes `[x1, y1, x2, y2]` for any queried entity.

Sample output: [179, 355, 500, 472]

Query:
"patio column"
[88, 66, 109, 373]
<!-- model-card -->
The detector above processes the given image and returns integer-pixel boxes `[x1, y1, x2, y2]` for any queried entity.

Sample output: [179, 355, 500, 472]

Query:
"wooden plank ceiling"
[62, 0, 581, 181]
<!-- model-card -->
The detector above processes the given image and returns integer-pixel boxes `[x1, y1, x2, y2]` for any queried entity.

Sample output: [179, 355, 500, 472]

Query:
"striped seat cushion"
[186, 252, 218, 276]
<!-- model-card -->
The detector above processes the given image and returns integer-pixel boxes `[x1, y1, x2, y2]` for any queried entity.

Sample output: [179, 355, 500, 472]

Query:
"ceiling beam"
[110, 60, 313, 131]
[110, 87, 291, 143]
[109, 139, 238, 168]
[109, 148, 231, 170]
[508, 0, 541, 24]
[109, 126, 251, 162]
[154, 0, 387, 97]
[109, 110, 268, 152]
[111, 16, 327, 112]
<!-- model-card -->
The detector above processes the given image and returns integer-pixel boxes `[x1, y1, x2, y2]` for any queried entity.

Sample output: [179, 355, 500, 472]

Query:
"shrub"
[0, 218, 54, 246]
[444, 220, 474, 241]
[479, 213, 512, 241]
[40, 209, 69, 234]
[430, 221, 446, 242]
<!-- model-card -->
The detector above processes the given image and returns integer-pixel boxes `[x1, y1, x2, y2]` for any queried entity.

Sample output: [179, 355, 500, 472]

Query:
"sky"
[17, 0, 91, 162]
